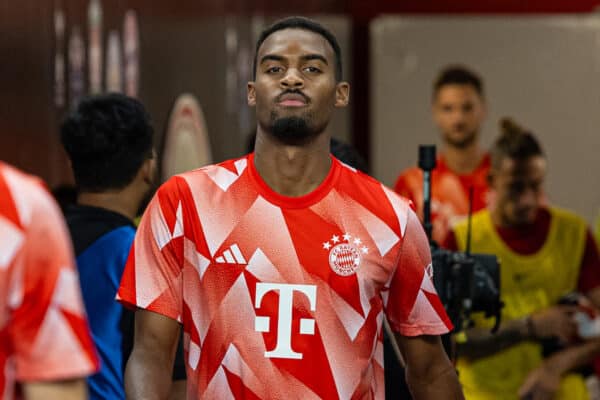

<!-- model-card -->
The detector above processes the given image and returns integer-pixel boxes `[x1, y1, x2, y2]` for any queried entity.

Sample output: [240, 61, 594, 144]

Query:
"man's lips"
[279, 99, 306, 106]
[276, 92, 308, 107]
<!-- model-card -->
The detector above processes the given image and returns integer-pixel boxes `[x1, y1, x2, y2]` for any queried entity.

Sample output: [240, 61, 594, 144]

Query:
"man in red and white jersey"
[394, 66, 490, 245]
[0, 162, 99, 399]
[119, 16, 463, 399]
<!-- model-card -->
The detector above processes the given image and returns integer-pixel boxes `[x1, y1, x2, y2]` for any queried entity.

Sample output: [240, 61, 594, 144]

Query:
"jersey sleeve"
[10, 185, 98, 381]
[384, 208, 453, 336]
[117, 177, 184, 322]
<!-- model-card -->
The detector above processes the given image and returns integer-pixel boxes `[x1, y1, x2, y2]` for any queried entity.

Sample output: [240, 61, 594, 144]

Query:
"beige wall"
[371, 15, 600, 223]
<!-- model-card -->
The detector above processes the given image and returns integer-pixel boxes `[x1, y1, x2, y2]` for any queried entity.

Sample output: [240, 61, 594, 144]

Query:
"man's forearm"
[545, 338, 600, 375]
[406, 363, 465, 400]
[456, 317, 531, 361]
[125, 347, 175, 400]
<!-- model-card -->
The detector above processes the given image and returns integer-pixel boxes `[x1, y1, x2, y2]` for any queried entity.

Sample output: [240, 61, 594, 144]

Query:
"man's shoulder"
[65, 205, 135, 256]
[166, 156, 249, 188]
[393, 165, 423, 194]
[338, 165, 415, 225]
[395, 166, 422, 181]
[0, 162, 59, 229]
[548, 206, 587, 227]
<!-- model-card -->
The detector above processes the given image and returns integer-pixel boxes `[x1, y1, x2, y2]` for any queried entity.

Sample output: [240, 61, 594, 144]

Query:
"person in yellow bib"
[444, 117, 600, 400]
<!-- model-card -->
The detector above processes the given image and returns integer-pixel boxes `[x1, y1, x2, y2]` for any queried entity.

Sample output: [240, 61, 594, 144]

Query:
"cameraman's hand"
[530, 305, 579, 343]
[518, 360, 562, 400]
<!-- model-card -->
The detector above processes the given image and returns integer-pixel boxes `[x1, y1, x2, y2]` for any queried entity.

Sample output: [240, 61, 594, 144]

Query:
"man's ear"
[141, 157, 156, 185]
[247, 82, 256, 106]
[334, 81, 350, 108]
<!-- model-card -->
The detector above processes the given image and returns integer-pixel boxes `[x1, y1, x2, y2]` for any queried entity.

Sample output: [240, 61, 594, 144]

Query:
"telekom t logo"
[254, 283, 317, 359]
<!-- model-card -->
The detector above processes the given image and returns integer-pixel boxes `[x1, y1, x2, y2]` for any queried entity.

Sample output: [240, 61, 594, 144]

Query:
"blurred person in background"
[0, 161, 99, 399]
[445, 118, 600, 400]
[60, 93, 186, 400]
[394, 65, 490, 245]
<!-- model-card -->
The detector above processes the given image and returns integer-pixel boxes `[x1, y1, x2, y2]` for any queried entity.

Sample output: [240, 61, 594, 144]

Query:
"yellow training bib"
[453, 207, 587, 400]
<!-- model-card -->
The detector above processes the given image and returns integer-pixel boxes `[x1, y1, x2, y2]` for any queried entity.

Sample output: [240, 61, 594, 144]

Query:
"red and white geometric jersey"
[0, 162, 99, 399]
[118, 154, 452, 400]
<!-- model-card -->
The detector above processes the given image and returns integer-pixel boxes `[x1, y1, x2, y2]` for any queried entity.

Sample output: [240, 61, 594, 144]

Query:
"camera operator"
[444, 118, 600, 400]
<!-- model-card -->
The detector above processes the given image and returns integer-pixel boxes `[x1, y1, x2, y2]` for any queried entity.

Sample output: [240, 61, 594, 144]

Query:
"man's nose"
[517, 188, 538, 208]
[454, 109, 468, 121]
[280, 69, 304, 88]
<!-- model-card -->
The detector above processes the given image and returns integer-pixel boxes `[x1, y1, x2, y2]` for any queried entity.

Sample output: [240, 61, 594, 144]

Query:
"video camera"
[418, 145, 503, 333]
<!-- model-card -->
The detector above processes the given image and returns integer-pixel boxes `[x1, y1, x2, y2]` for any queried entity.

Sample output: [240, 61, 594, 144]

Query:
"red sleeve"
[11, 183, 98, 381]
[385, 208, 453, 336]
[577, 229, 600, 294]
[117, 177, 185, 322]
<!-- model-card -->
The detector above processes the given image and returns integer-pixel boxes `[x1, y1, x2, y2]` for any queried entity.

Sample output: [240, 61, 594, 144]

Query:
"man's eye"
[266, 66, 283, 73]
[303, 66, 321, 73]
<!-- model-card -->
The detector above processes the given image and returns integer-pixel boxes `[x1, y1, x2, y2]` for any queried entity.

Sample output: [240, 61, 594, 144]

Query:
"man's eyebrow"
[259, 54, 284, 65]
[259, 54, 329, 65]
[302, 54, 328, 64]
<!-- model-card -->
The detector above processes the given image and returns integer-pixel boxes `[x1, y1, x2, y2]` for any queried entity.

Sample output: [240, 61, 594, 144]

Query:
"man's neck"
[441, 142, 485, 175]
[77, 187, 141, 221]
[253, 131, 332, 197]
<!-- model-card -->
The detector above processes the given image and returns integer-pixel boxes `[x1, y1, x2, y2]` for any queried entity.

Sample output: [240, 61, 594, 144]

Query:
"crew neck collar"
[247, 153, 340, 209]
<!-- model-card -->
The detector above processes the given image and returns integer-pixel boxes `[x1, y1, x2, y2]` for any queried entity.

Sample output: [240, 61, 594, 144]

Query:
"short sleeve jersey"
[118, 154, 451, 400]
[394, 153, 491, 245]
[0, 162, 99, 399]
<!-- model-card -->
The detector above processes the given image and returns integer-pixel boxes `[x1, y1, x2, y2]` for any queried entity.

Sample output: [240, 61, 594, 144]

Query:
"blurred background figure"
[60, 93, 186, 400]
[446, 118, 600, 400]
[0, 161, 99, 400]
[394, 65, 490, 245]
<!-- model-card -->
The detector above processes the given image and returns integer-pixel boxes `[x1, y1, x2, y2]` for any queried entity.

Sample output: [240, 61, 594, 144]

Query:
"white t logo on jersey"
[254, 283, 317, 359]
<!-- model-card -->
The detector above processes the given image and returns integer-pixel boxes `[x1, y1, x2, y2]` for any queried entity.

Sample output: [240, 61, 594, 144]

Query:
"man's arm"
[456, 305, 578, 361]
[518, 338, 600, 399]
[125, 309, 181, 400]
[22, 379, 87, 400]
[395, 333, 464, 400]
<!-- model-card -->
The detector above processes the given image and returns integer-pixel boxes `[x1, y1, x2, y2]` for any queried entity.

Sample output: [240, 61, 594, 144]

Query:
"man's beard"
[266, 112, 324, 145]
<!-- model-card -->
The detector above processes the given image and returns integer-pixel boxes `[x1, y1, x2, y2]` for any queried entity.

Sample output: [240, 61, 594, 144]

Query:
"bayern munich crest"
[323, 233, 369, 276]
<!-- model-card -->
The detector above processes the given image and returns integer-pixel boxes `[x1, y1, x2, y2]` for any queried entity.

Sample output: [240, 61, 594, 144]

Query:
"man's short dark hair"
[60, 93, 154, 192]
[433, 65, 484, 98]
[253, 16, 343, 81]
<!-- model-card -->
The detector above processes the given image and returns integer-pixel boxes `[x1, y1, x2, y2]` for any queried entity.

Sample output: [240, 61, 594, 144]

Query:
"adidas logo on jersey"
[215, 244, 247, 265]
